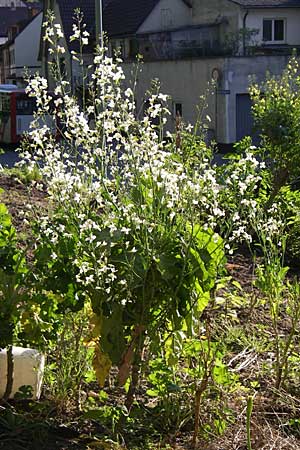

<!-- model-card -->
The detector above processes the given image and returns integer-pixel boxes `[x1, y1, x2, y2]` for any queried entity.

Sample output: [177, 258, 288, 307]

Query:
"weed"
[1, 165, 42, 185]
[44, 308, 94, 411]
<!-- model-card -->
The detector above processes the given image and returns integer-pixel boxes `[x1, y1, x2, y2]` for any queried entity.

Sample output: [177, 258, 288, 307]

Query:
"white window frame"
[262, 18, 286, 44]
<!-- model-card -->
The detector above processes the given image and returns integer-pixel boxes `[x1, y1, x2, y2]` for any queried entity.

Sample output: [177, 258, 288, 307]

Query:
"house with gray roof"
[39, 0, 300, 145]
[0, 0, 42, 85]
[104, 0, 300, 60]
[0, 6, 30, 45]
[40, 0, 97, 90]
[0, 1, 41, 44]
[0, 11, 42, 85]
[104, 0, 300, 145]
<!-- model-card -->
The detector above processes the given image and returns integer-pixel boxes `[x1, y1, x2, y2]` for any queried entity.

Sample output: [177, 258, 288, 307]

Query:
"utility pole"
[95, 0, 103, 47]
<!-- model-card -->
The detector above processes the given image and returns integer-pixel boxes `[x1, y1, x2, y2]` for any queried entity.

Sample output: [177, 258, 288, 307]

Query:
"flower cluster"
[21, 20, 221, 310]
[22, 18, 287, 272]
[23, 17, 292, 324]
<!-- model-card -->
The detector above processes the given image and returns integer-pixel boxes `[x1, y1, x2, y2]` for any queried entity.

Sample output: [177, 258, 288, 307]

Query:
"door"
[236, 94, 259, 144]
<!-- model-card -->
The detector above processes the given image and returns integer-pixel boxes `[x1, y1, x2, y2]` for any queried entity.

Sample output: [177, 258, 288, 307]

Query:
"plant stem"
[264, 167, 289, 211]
[116, 343, 143, 434]
[3, 345, 14, 401]
[192, 377, 208, 449]
[124, 326, 146, 414]
[246, 395, 254, 450]
[124, 352, 140, 413]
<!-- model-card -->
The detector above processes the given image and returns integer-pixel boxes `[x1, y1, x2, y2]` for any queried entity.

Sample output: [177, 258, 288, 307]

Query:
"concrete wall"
[123, 54, 292, 144]
[15, 12, 42, 79]
[123, 58, 226, 141]
[246, 8, 300, 46]
[0, 0, 25, 6]
[223, 55, 291, 142]
[138, 0, 192, 33]
[191, 0, 240, 39]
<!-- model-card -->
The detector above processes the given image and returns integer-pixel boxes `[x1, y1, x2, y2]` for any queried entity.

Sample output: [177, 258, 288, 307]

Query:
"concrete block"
[0, 347, 45, 400]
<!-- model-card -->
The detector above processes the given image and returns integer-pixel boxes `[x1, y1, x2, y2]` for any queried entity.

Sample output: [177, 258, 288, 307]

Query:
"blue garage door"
[236, 94, 259, 144]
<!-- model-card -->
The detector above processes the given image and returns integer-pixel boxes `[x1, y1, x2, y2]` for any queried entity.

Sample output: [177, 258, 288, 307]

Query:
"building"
[40, 0, 300, 144]
[0, 0, 42, 84]
[40, 0, 96, 91]
[0, 4, 29, 45]
[0, 12, 42, 85]
[104, 0, 300, 144]
[0, 1, 25, 7]
[0, 1, 41, 43]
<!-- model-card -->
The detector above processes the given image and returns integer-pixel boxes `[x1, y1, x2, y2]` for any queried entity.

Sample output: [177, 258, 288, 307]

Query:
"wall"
[222, 55, 291, 142]
[123, 54, 292, 144]
[0, 0, 25, 6]
[123, 57, 226, 142]
[133, 25, 221, 61]
[191, 0, 240, 42]
[246, 8, 300, 46]
[138, 0, 192, 33]
[14, 12, 42, 80]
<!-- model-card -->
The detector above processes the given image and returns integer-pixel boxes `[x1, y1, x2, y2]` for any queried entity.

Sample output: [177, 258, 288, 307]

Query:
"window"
[129, 39, 139, 58]
[174, 102, 182, 118]
[263, 19, 285, 42]
[118, 40, 125, 58]
[16, 97, 36, 115]
[161, 8, 172, 29]
[59, 57, 66, 77]
[9, 49, 15, 66]
[0, 94, 10, 113]
[111, 40, 125, 59]
[8, 25, 18, 40]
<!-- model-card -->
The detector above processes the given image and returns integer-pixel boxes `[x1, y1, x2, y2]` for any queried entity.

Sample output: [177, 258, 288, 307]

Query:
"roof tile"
[0, 7, 30, 38]
[103, 0, 161, 37]
[230, 0, 300, 7]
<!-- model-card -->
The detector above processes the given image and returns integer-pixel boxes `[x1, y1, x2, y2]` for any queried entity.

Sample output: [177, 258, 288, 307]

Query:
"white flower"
[57, 46, 65, 54]
[85, 274, 95, 284]
[121, 227, 131, 235]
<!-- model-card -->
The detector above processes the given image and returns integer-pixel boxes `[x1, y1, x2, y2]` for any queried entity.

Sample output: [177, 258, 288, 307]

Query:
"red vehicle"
[0, 84, 36, 144]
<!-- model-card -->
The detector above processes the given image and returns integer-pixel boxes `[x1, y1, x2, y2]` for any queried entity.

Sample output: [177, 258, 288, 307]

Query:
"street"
[0, 146, 20, 168]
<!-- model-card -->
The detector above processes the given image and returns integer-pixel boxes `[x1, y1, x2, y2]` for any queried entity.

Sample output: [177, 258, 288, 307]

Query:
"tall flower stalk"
[20, 14, 225, 414]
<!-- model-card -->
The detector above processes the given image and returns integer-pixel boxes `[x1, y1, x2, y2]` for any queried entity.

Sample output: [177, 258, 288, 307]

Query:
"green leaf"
[157, 253, 182, 281]
[82, 409, 104, 421]
[101, 304, 126, 365]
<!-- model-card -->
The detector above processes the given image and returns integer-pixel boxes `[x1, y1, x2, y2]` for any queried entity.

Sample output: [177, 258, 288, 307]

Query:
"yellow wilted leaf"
[84, 313, 102, 347]
[90, 313, 102, 337]
[93, 346, 112, 387]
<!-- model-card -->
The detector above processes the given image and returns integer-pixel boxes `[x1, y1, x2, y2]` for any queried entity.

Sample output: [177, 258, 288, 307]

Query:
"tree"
[250, 56, 300, 205]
